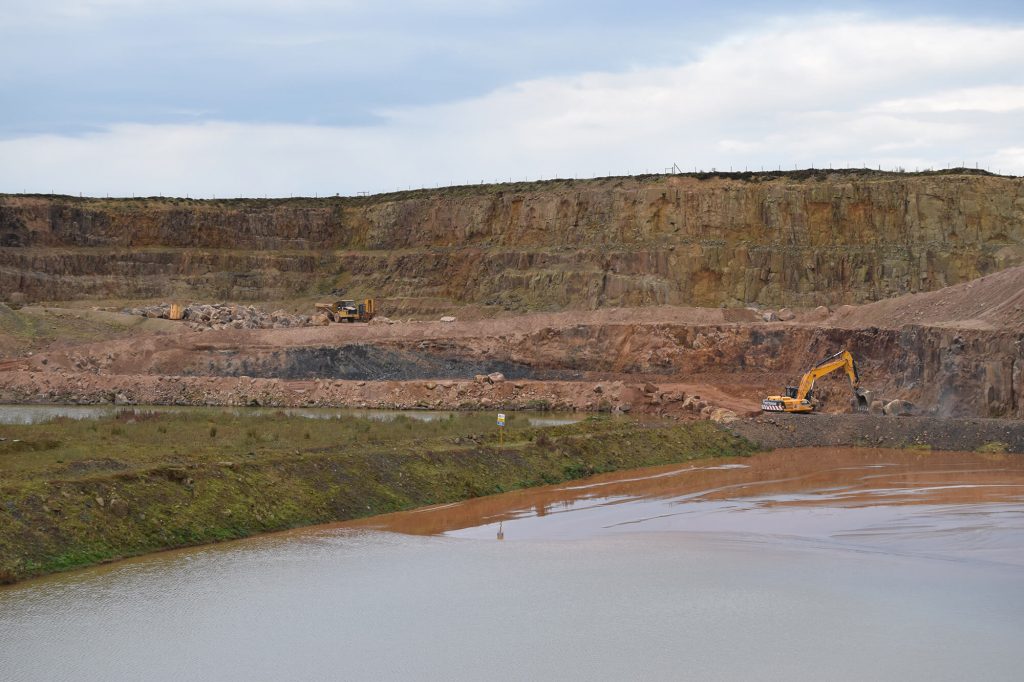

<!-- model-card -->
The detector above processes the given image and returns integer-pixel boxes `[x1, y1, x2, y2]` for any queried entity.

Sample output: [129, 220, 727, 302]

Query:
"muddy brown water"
[2, 448, 1023, 681]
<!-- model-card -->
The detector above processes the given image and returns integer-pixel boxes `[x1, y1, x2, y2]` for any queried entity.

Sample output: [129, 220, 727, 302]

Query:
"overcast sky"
[2, 0, 1023, 197]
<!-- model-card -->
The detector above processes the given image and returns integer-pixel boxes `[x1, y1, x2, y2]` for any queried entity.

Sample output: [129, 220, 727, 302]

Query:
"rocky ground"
[1, 262, 1022, 441]
[3, 267, 1023, 415]
[0, 368, 751, 421]
[729, 413, 1024, 453]
[125, 302, 316, 330]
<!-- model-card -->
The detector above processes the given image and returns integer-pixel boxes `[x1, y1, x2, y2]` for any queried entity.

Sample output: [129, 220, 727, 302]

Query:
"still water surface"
[2, 448, 1023, 681]
[0, 403, 583, 427]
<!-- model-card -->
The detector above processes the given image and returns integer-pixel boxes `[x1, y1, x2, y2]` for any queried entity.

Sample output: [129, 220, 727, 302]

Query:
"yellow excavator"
[315, 298, 376, 323]
[762, 350, 868, 413]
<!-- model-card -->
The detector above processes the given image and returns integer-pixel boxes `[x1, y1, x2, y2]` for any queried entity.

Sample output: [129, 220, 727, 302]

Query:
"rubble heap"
[125, 303, 312, 330]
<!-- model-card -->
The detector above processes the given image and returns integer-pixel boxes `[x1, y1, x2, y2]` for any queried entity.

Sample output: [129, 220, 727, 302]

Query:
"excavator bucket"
[853, 388, 870, 411]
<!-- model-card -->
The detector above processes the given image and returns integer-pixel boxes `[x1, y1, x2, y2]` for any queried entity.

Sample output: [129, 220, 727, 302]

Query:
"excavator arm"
[794, 350, 860, 402]
[762, 350, 866, 413]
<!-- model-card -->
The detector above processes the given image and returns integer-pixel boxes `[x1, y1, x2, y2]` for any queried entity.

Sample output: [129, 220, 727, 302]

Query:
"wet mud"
[352, 447, 1024, 565]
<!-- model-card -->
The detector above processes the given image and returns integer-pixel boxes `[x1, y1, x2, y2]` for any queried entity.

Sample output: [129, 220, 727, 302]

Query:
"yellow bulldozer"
[762, 350, 869, 413]
[315, 298, 376, 323]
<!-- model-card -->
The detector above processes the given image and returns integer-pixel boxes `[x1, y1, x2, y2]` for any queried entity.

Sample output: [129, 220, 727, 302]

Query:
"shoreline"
[0, 414, 757, 585]
[3, 402, 1022, 585]
[727, 413, 1024, 454]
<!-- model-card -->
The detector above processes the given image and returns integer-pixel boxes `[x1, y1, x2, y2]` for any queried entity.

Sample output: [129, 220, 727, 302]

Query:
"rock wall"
[77, 320, 1021, 419]
[503, 322, 1023, 418]
[2, 170, 1023, 308]
[511, 321, 1024, 418]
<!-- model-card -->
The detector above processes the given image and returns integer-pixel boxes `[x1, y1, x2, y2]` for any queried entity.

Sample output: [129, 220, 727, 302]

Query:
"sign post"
[497, 413, 506, 445]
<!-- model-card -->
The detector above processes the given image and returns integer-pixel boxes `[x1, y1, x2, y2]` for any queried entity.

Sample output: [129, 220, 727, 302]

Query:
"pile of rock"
[125, 303, 311, 330]
[869, 398, 915, 417]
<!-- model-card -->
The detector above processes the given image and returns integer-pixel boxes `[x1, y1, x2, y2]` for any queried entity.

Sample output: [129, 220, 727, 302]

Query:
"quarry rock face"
[2, 171, 1022, 309]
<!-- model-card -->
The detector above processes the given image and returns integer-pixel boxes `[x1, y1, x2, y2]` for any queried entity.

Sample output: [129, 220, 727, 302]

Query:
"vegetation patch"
[0, 411, 758, 583]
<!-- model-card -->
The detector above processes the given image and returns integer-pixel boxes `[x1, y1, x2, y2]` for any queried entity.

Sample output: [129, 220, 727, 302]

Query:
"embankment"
[729, 413, 1024, 453]
[3, 170, 1022, 309]
[0, 414, 756, 584]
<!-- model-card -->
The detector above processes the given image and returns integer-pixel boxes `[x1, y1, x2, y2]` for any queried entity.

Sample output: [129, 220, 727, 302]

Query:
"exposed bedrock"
[3, 171, 1023, 308]
[178, 345, 573, 382]
[141, 322, 1023, 419]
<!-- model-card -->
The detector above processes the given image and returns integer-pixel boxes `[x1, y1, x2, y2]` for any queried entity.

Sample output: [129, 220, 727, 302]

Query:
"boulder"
[108, 498, 130, 518]
[883, 399, 914, 416]
[710, 408, 739, 424]
[487, 372, 506, 383]
[762, 311, 779, 322]
[682, 396, 709, 413]
[440, 316, 457, 323]
[777, 308, 796, 321]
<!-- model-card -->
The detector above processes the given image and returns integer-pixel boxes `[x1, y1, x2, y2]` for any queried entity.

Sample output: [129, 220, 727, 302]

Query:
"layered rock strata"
[3, 170, 1022, 309]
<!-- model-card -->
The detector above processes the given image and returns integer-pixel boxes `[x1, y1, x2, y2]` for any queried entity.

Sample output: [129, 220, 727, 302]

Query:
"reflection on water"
[0, 404, 114, 424]
[2, 448, 1023, 681]
[354, 447, 1024, 565]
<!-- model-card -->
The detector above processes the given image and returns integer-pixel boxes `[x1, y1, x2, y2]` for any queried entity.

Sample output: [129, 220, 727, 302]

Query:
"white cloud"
[992, 146, 1024, 170]
[874, 85, 1024, 113]
[2, 14, 1023, 196]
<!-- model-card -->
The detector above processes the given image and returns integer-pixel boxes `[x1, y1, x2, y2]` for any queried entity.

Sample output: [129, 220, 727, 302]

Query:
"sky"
[1, 0, 1023, 197]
